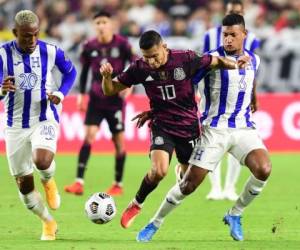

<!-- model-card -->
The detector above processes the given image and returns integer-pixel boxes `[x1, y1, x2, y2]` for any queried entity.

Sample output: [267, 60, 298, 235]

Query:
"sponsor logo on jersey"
[91, 50, 98, 57]
[145, 75, 154, 81]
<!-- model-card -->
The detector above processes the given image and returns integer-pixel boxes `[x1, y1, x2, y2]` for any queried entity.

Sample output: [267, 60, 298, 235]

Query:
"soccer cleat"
[120, 201, 142, 228]
[42, 178, 61, 210]
[64, 181, 84, 195]
[223, 189, 239, 201]
[41, 219, 57, 240]
[136, 222, 159, 242]
[106, 183, 123, 196]
[223, 213, 244, 241]
[174, 164, 183, 182]
[206, 188, 224, 200]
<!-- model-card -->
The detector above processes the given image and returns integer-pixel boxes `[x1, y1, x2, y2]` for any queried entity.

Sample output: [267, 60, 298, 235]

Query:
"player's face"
[226, 3, 244, 15]
[94, 16, 113, 38]
[141, 43, 168, 69]
[13, 22, 39, 54]
[222, 25, 246, 54]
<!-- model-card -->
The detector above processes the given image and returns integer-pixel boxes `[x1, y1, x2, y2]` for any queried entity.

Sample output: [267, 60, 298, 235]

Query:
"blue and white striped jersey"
[193, 46, 260, 129]
[203, 26, 260, 53]
[0, 40, 76, 128]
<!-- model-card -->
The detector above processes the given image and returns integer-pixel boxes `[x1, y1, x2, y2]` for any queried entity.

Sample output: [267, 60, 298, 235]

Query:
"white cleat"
[223, 189, 239, 201]
[206, 189, 224, 200]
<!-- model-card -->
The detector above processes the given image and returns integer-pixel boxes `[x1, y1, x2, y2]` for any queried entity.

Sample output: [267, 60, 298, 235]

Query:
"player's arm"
[49, 47, 77, 104]
[100, 62, 128, 96]
[77, 63, 90, 111]
[210, 55, 250, 69]
[251, 80, 258, 112]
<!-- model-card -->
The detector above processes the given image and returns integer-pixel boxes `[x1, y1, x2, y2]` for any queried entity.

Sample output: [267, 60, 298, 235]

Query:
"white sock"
[76, 178, 84, 185]
[151, 183, 185, 228]
[224, 154, 241, 192]
[38, 161, 56, 182]
[19, 190, 52, 222]
[208, 162, 222, 191]
[229, 174, 267, 216]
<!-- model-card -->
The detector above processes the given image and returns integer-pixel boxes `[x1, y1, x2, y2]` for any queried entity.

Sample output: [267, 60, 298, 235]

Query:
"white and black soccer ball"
[84, 192, 117, 224]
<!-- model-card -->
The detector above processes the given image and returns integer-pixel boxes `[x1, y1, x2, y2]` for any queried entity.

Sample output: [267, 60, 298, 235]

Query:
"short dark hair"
[139, 30, 162, 50]
[222, 13, 245, 28]
[93, 10, 111, 19]
[227, 0, 243, 6]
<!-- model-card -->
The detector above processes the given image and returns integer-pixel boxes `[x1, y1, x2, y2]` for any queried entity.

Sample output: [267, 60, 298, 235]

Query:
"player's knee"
[149, 165, 168, 182]
[34, 157, 52, 171]
[259, 161, 272, 180]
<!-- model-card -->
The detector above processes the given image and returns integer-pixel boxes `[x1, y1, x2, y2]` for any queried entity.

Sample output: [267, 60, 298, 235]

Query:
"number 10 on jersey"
[157, 85, 176, 100]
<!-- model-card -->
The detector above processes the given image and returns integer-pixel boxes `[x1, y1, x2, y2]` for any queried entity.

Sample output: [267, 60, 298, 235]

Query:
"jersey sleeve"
[55, 47, 74, 74]
[117, 62, 140, 87]
[250, 37, 261, 52]
[188, 50, 212, 76]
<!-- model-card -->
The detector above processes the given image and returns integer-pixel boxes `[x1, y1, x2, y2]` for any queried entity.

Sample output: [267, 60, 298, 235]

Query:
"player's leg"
[121, 128, 174, 228]
[223, 153, 241, 201]
[106, 109, 126, 195]
[5, 128, 56, 240]
[31, 121, 60, 210]
[17, 174, 57, 240]
[174, 136, 198, 182]
[206, 161, 223, 200]
[224, 129, 271, 241]
[137, 128, 226, 242]
[65, 103, 102, 195]
[137, 165, 209, 242]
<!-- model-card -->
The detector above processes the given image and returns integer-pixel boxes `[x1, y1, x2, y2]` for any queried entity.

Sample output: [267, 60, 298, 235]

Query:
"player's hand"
[100, 63, 113, 78]
[251, 101, 258, 113]
[237, 55, 250, 69]
[47, 92, 61, 105]
[131, 110, 152, 128]
[77, 94, 86, 112]
[0, 76, 16, 95]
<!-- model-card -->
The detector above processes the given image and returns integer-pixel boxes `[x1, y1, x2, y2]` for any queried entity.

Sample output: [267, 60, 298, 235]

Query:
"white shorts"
[189, 126, 267, 171]
[4, 120, 59, 177]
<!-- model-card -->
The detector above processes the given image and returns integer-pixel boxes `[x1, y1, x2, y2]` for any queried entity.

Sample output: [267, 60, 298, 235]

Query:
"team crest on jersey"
[174, 67, 186, 81]
[110, 47, 120, 58]
[154, 136, 164, 145]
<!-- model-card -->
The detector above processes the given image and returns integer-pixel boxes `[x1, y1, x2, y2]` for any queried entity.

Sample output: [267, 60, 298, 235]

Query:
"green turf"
[0, 153, 299, 250]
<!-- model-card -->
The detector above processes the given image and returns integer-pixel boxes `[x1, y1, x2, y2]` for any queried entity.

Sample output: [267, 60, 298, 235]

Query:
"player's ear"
[162, 43, 167, 49]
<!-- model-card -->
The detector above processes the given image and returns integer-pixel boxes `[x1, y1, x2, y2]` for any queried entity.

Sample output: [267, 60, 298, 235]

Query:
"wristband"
[52, 91, 64, 101]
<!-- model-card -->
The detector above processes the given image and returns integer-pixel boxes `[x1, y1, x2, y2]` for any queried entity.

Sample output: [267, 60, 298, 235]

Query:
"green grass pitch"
[0, 153, 299, 250]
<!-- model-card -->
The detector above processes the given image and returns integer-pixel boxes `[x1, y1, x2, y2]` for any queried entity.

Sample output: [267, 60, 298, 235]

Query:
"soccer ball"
[84, 192, 117, 224]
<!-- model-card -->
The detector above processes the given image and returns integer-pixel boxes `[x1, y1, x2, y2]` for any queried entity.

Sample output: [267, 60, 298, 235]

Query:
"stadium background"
[0, 1, 300, 249]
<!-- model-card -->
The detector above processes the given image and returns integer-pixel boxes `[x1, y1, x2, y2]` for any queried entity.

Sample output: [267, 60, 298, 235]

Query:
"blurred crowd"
[1, 0, 300, 92]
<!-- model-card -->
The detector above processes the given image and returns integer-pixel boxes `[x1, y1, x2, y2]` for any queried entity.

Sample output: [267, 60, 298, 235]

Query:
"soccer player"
[99, 30, 249, 229]
[136, 14, 271, 242]
[0, 10, 76, 240]
[203, 0, 261, 201]
[64, 11, 135, 196]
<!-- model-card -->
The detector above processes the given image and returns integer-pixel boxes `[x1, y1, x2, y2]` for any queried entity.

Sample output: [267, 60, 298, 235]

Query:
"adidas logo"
[145, 75, 154, 81]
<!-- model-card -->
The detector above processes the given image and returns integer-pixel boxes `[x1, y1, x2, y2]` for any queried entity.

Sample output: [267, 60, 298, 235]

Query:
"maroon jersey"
[80, 34, 134, 109]
[118, 49, 212, 138]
